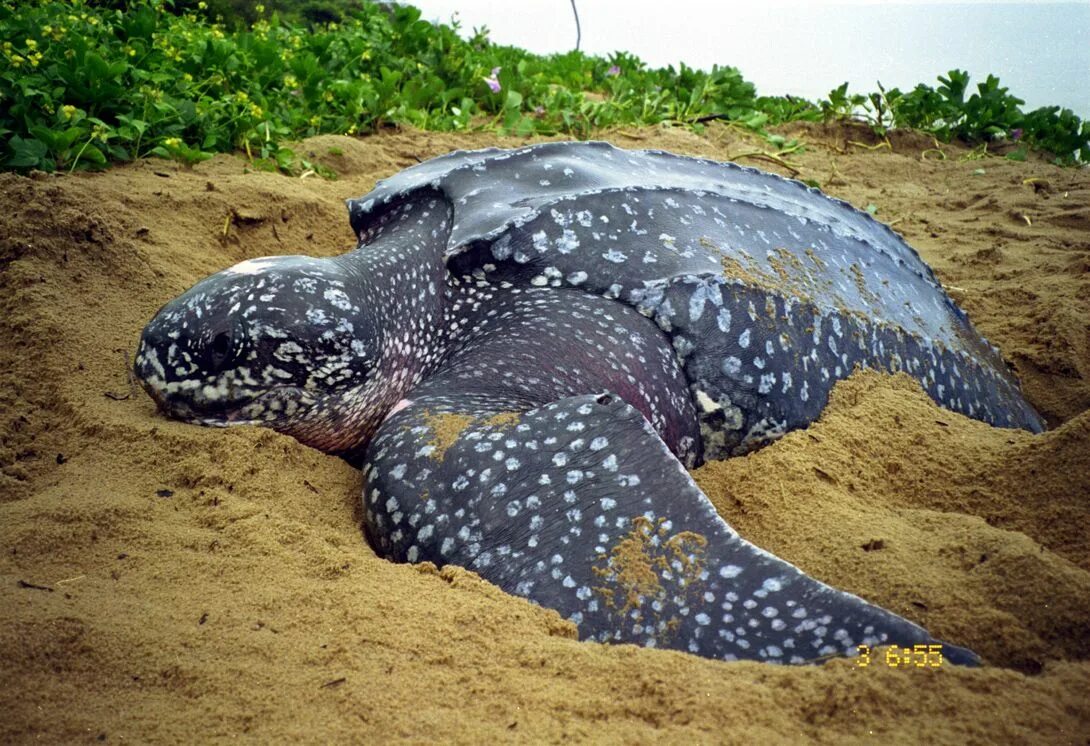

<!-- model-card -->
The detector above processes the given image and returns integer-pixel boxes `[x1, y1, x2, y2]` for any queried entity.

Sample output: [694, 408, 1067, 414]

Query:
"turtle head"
[134, 254, 397, 456]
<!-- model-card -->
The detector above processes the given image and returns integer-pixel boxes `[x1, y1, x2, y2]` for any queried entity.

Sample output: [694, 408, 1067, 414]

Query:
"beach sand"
[2, 124, 1088, 743]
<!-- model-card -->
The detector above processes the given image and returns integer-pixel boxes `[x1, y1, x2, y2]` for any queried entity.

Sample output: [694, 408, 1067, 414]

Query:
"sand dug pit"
[2, 125, 1088, 743]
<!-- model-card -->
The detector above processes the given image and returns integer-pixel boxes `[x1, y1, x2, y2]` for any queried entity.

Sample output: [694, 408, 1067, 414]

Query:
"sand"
[1, 124, 1088, 744]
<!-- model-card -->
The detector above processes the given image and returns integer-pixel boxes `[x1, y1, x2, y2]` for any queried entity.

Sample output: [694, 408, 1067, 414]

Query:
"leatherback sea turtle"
[135, 141, 1043, 666]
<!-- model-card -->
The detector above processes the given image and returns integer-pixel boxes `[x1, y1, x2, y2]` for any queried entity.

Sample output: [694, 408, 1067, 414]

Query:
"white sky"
[405, 1, 1090, 118]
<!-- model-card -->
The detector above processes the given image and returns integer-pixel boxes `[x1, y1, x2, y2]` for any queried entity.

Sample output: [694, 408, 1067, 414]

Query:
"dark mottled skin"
[133, 142, 1042, 666]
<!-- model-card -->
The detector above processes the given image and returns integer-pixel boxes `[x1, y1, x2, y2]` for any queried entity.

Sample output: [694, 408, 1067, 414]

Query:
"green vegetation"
[1, 0, 1087, 174]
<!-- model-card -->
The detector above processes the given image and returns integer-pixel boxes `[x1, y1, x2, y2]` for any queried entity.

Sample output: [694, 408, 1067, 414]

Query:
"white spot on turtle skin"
[758, 372, 776, 395]
[323, 288, 352, 310]
[225, 256, 280, 276]
[695, 390, 721, 413]
[556, 229, 580, 253]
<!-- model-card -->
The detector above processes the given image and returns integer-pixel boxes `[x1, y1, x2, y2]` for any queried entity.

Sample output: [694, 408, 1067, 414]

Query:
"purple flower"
[606, 65, 621, 77]
[1010, 128, 1023, 141]
[483, 66, 501, 93]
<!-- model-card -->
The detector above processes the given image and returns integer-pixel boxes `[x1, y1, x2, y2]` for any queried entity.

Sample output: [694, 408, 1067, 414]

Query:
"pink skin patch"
[383, 398, 413, 422]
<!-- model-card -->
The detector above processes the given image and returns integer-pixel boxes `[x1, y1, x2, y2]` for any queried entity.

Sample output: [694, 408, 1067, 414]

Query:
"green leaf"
[117, 115, 149, 136]
[504, 89, 523, 110]
[86, 53, 110, 82]
[78, 144, 107, 166]
[275, 147, 296, 171]
[7, 135, 48, 168]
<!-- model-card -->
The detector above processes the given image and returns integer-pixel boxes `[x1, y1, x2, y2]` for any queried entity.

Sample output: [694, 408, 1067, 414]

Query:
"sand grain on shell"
[1, 126, 1088, 743]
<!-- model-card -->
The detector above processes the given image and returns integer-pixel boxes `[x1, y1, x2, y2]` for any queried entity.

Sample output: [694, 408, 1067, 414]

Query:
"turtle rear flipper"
[363, 391, 979, 666]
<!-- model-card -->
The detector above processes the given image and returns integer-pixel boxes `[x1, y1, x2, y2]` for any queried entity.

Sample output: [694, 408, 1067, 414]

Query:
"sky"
[403, 1, 1090, 119]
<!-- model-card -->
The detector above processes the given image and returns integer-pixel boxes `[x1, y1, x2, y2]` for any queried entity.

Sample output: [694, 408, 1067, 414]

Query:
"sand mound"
[2, 125, 1088, 742]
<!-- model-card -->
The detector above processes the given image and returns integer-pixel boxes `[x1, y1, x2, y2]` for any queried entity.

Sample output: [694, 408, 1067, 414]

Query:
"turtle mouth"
[141, 379, 310, 428]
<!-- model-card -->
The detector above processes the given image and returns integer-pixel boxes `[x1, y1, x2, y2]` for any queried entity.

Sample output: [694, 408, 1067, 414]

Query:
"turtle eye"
[208, 329, 234, 372]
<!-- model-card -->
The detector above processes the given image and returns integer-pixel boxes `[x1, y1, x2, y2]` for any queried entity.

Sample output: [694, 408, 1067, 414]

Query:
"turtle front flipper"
[362, 391, 979, 666]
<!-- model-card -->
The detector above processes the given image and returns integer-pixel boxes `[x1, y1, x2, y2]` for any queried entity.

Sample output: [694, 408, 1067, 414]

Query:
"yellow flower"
[255, 4, 265, 13]
[62, 104, 78, 120]
[361, 49, 371, 61]
[211, 28, 224, 39]
[198, 1, 207, 8]
[323, 90, 333, 102]
[25, 38, 37, 50]
[11, 54, 24, 67]
[235, 91, 249, 103]
[250, 104, 263, 117]
[88, 16, 99, 26]
[183, 73, 193, 82]
[283, 74, 297, 87]
[309, 115, 321, 126]
[164, 137, 182, 148]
